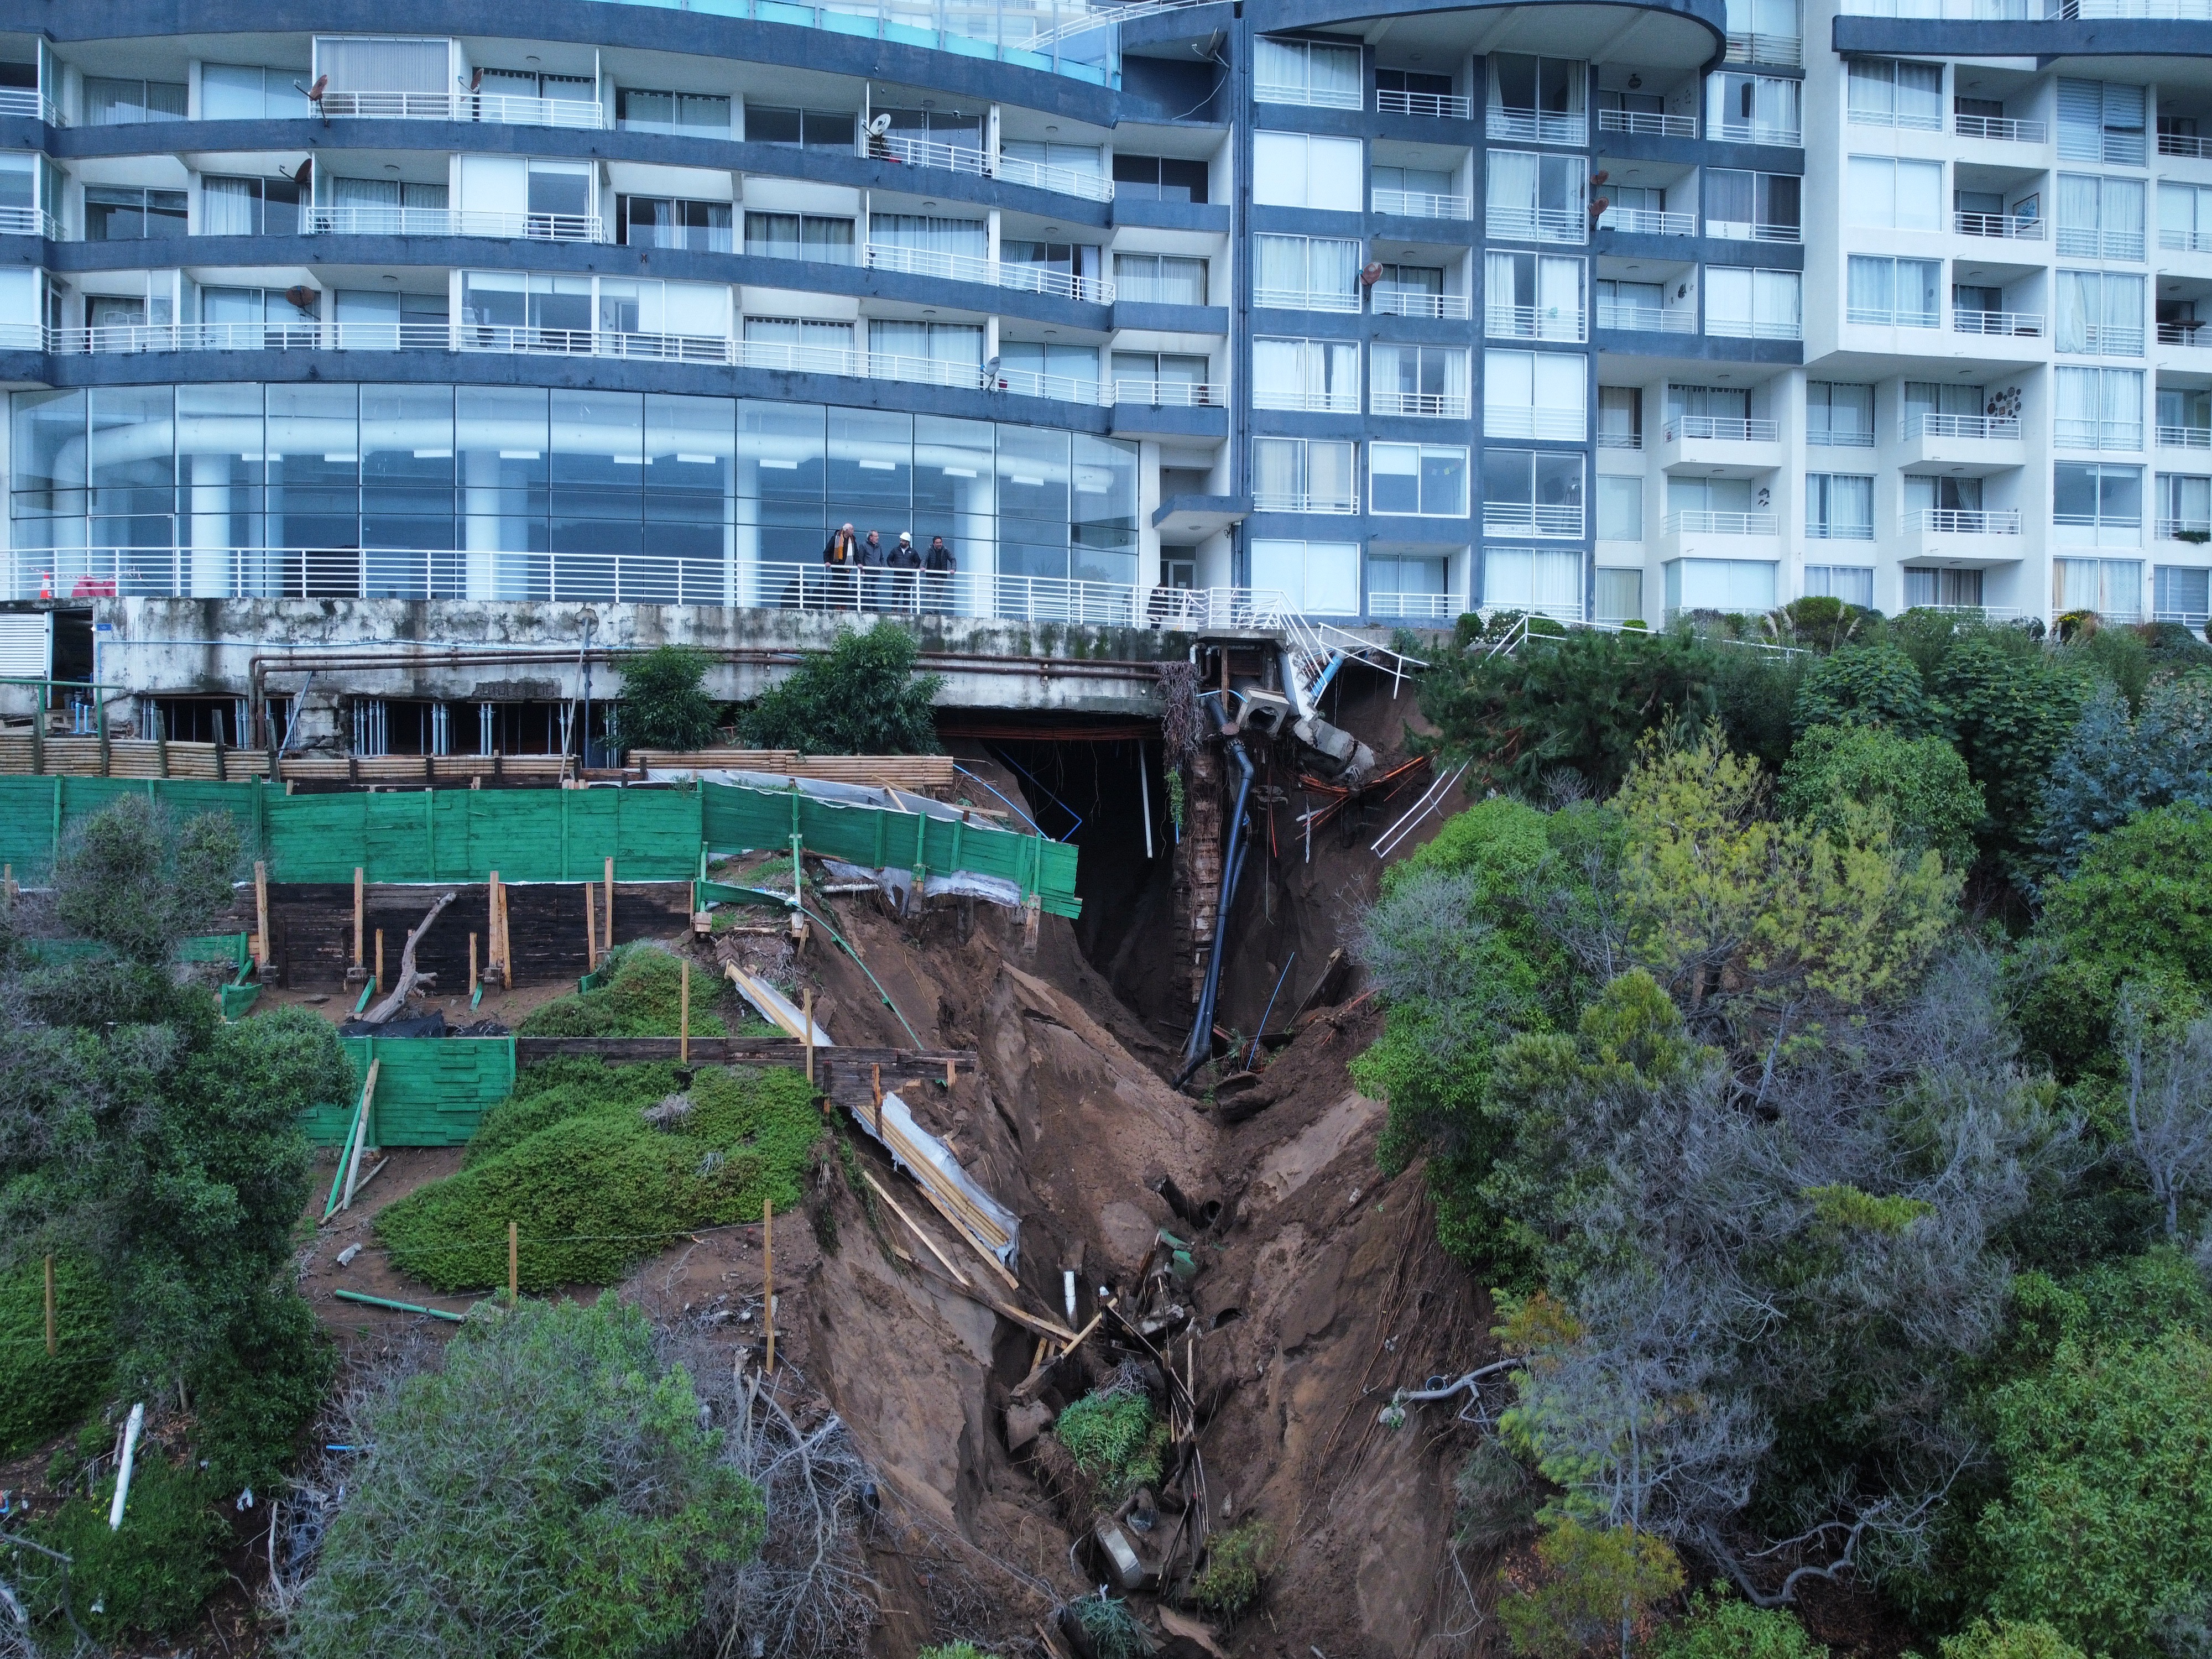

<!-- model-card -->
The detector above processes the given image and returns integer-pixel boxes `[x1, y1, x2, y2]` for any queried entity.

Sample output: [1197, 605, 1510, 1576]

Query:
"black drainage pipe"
[1175, 738, 1254, 1088]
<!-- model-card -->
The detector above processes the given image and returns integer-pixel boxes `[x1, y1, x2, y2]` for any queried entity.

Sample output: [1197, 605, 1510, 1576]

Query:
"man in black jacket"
[922, 534, 956, 614]
[886, 530, 922, 612]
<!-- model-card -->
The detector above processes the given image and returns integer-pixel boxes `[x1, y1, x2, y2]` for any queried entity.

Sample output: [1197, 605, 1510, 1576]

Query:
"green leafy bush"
[1497, 1518, 1684, 1659]
[517, 945, 729, 1039]
[1778, 722, 1986, 872]
[465, 1058, 689, 1167]
[916, 1645, 991, 1659]
[1939, 1619, 2089, 1659]
[1790, 643, 1947, 737]
[0, 1251, 112, 1456]
[377, 1064, 820, 1290]
[1930, 633, 2094, 873]
[1053, 1387, 1166, 1496]
[735, 621, 944, 755]
[1190, 1519, 1273, 1617]
[14, 1454, 227, 1641]
[617, 644, 723, 754]
[288, 1296, 763, 1659]
[2033, 675, 2212, 882]
[184, 1283, 333, 1494]
[51, 794, 240, 963]
[1652, 1586, 1827, 1658]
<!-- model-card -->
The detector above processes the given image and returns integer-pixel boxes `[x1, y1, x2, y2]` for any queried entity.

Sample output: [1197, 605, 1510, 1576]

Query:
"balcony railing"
[1598, 206, 1695, 236]
[1711, 120, 1802, 146]
[1255, 286, 1360, 314]
[1726, 30, 1804, 64]
[1484, 408, 1587, 440]
[992, 151, 1113, 200]
[2157, 517, 2212, 539]
[2056, 226, 2146, 259]
[1708, 314, 1804, 340]
[0, 88, 61, 123]
[1597, 429, 1643, 450]
[2056, 420, 2145, 448]
[1368, 591, 1462, 619]
[1847, 306, 1941, 328]
[1251, 491, 1359, 514]
[1485, 303, 1589, 342]
[303, 206, 602, 241]
[1370, 390, 1470, 418]
[1957, 113, 2046, 142]
[1255, 81, 1363, 111]
[1482, 503, 1585, 536]
[1596, 301, 1697, 333]
[1665, 416, 1780, 442]
[1485, 107, 1588, 146]
[0, 206, 60, 239]
[2158, 424, 2212, 448]
[1376, 88, 1473, 119]
[1253, 388, 1360, 414]
[1841, 0, 2046, 15]
[1485, 205, 1585, 244]
[1109, 377, 1219, 407]
[1598, 107, 1698, 139]
[2162, 228, 2212, 253]
[862, 241, 1113, 302]
[316, 90, 607, 129]
[1957, 211, 2044, 239]
[1904, 412, 2023, 439]
[1955, 308, 2044, 336]
[1905, 508, 2024, 534]
[2162, 131, 2212, 158]
[2065, 324, 2146, 354]
[867, 133, 1112, 201]
[2159, 320, 2212, 346]
[1371, 188, 1473, 221]
[1370, 289, 1472, 319]
[1705, 217, 1801, 243]
[1663, 510, 1780, 535]
[1809, 427, 1876, 447]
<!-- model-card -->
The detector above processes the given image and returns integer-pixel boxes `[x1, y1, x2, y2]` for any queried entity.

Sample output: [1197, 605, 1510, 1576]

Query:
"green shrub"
[1497, 1518, 1684, 1659]
[1939, 1619, 2089, 1659]
[517, 945, 729, 1039]
[617, 644, 723, 754]
[1652, 1585, 1827, 1658]
[377, 1064, 820, 1290]
[0, 1252, 113, 1456]
[465, 1058, 690, 1167]
[13, 1454, 228, 1641]
[916, 1646, 991, 1659]
[1190, 1520, 1273, 1617]
[184, 1284, 333, 1494]
[1790, 643, 1947, 737]
[1065, 1592, 1151, 1659]
[735, 622, 944, 755]
[1053, 1387, 1166, 1496]
[1778, 722, 1986, 872]
[287, 1296, 762, 1659]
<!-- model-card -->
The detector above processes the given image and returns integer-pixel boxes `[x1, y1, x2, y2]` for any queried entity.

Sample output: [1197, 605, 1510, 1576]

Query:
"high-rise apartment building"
[1, 0, 2205, 639]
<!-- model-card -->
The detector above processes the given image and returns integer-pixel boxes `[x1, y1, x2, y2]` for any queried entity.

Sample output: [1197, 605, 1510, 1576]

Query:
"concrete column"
[189, 451, 233, 597]
[465, 447, 502, 599]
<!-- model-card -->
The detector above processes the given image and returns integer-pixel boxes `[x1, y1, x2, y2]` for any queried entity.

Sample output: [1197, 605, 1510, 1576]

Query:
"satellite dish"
[979, 353, 1001, 389]
[284, 284, 317, 317]
[867, 113, 893, 137]
[1590, 169, 1609, 186]
[1590, 197, 1609, 215]
[288, 158, 312, 187]
[1359, 262, 1383, 286]
[469, 68, 484, 91]
[306, 74, 327, 101]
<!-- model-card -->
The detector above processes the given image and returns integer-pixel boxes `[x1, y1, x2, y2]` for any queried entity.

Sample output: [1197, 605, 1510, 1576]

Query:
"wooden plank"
[513, 1036, 974, 1070]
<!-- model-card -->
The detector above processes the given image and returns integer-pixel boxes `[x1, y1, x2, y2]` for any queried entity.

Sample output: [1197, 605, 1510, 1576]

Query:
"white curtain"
[314, 36, 448, 93]
[1254, 236, 1306, 293]
[2056, 271, 2094, 353]
[1308, 238, 1358, 301]
[1486, 149, 1538, 213]
[1309, 44, 1360, 105]
[1251, 439, 1300, 500]
[870, 215, 986, 258]
[335, 175, 400, 207]
[201, 177, 256, 236]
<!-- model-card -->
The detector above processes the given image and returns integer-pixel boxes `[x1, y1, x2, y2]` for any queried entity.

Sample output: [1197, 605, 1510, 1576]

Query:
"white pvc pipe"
[108, 1401, 145, 1530]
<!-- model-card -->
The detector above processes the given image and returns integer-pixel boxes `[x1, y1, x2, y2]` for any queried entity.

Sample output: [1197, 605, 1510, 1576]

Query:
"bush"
[916, 1646, 991, 1659]
[1190, 1520, 1273, 1617]
[1652, 1586, 1827, 1658]
[465, 1057, 690, 1167]
[617, 644, 723, 754]
[2033, 675, 2212, 883]
[184, 1284, 333, 1494]
[1931, 634, 2094, 874]
[288, 1296, 763, 1659]
[735, 622, 943, 755]
[0, 1251, 112, 1456]
[1053, 1387, 1167, 1497]
[13, 1454, 228, 1642]
[377, 1064, 820, 1290]
[1939, 1620, 2089, 1659]
[1791, 643, 1946, 737]
[1496, 1518, 1684, 1659]
[1065, 1592, 1151, 1659]
[517, 944, 730, 1039]
[51, 795, 240, 963]
[1778, 722, 1986, 871]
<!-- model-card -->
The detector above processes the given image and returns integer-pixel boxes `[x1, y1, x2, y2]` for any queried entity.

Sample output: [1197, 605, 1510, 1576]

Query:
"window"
[1486, 150, 1586, 243]
[1845, 256, 1939, 327]
[1253, 337, 1359, 411]
[1111, 154, 1208, 204]
[998, 341, 1098, 393]
[2058, 79, 2146, 164]
[1664, 558, 1776, 612]
[1488, 54, 1587, 144]
[1000, 139, 1100, 180]
[1378, 67, 1458, 108]
[1707, 267, 1802, 338]
[2158, 473, 2212, 539]
[1805, 564, 1875, 607]
[1251, 437, 1357, 512]
[616, 88, 731, 135]
[1368, 552, 1451, 617]
[2154, 563, 2211, 619]
[1903, 568, 1984, 608]
[200, 64, 312, 119]
[2054, 556, 2144, 615]
[201, 175, 300, 236]
[1807, 382, 1874, 446]
[1597, 278, 1673, 331]
[1253, 235, 1360, 311]
[878, 106, 983, 152]
[1707, 72, 1801, 144]
[741, 211, 850, 263]
[743, 316, 855, 356]
[869, 213, 987, 260]
[1373, 163, 1463, 218]
[314, 36, 448, 95]
[623, 197, 735, 253]
[745, 106, 857, 150]
[1596, 566, 1643, 623]
[1485, 252, 1585, 340]
[1110, 253, 1205, 306]
[1806, 474, 1875, 540]
[1110, 351, 1209, 400]
[873, 320, 984, 370]
[2160, 181, 2212, 253]
[1255, 38, 1361, 108]
[1846, 59, 1942, 129]
[1903, 476, 1989, 533]
[1484, 547, 1585, 617]
[1249, 540, 1360, 614]
[1479, 449, 1577, 534]
[1846, 157, 1943, 231]
[84, 185, 187, 241]
[2054, 461, 2143, 546]
[1253, 132, 1363, 211]
[1597, 475, 1643, 541]
[85, 77, 186, 124]
[1484, 351, 1587, 439]
[1371, 346, 1469, 417]
[2159, 386, 2212, 445]
[1705, 169, 1802, 240]
[2057, 174, 2146, 259]
[1598, 387, 1642, 450]
[2056, 270, 2145, 355]
[1373, 444, 1471, 517]
[2056, 367, 2143, 449]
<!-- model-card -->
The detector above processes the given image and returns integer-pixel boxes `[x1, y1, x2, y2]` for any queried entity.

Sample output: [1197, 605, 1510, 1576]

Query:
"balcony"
[1597, 206, 1694, 237]
[302, 206, 602, 242]
[1371, 289, 1472, 320]
[1486, 107, 1588, 147]
[1665, 416, 1778, 442]
[2158, 424, 2212, 448]
[1710, 119, 1802, 146]
[0, 206, 60, 239]
[1663, 510, 1778, 535]
[1598, 428, 1642, 450]
[1956, 113, 2047, 142]
[1847, 305, 1940, 328]
[1483, 502, 1585, 538]
[1255, 286, 1361, 314]
[1725, 31, 1804, 64]
[1708, 314, 1803, 341]
[1255, 81, 1362, 111]
[2064, 324, 2146, 354]
[1656, 417, 1783, 476]
[0, 88, 60, 124]
[1377, 88, 1473, 119]
[1485, 205, 1586, 244]
[993, 152, 1113, 201]
[1955, 308, 2045, 337]
[1598, 107, 1698, 139]
[1904, 508, 2023, 534]
[1371, 390, 1471, 418]
[1897, 413, 2025, 471]
[2163, 131, 2212, 158]
[1371, 188, 1473, 221]
[1252, 388, 1360, 414]
[869, 133, 1114, 202]
[1956, 211, 2044, 240]
[2056, 227, 2146, 259]
[1596, 301, 1697, 334]
[1368, 592, 1463, 620]
[316, 90, 606, 129]
[1109, 378, 1220, 408]
[862, 241, 1113, 302]
[1905, 413, 2023, 440]
[1705, 218, 1801, 244]
[1484, 406, 1587, 440]
[1485, 303, 1589, 342]
[1251, 489, 1359, 514]
[2157, 517, 2212, 540]
[2163, 229, 2212, 254]
[1897, 509, 2028, 563]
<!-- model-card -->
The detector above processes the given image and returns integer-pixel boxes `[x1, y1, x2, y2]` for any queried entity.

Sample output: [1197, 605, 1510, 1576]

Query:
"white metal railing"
[1905, 508, 2024, 534]
[992, 151, 1113, 201]
[1597, 430, 1643, 450]
[1848, 306, 1941, 328]
[1484, 408, 1588, 440]
[1666, 416, 1780, 442]
[1598, 206, 1695, 237]
[2162, 131, 2212, 158]
[2159, 425, 2212, 447]
[1486, 108, 1588, 146]
[1705, 218, 1801, 243]
[1255, 81, 1362, 111]
[1255, 286, 1360, 314]
[1253, 388, 1360, 414]
[1378, 88, 1473, 119]
[0, 206, 60, 239]
[1663, 510, 1780, 535]
[303, 206, 602, 242]
[1486, 304, 1589, 342]
[1485, 205, 1585, 244]
[1597, 302, 1697, 333]
[316, 90, 607, 128]
[1371, 189, 1473, 221]
[1251, 491, 1359, 514]
[1367, 592, 1460, 619]
[1905, 413, 2023, 440]
[2162, 228, 2212, 253]
[1371, 390, 1470, 418]
[1726, 30, 1804, 63]
[1809, 428, 1876, 447]
[0, 88, 62, 124]
[2057, 226, 2146, 258]
[1849, 107, 1944, 133]
[2160, 320, 2212, 345]
[1708, 315, 1804, 340]
[1110, 378, 1220, 407]
[2056, 420, 2143, 448]
[2068, 324, 2146, 354]
[1712, 121, 1802, 146]
[1483, 504, 1584, 536]
[870, 132, 988, 175]
[2158, 518, 2212, 539]
[1840, 0, 2044, 15]
[1599, 107, 1698, 139]
[862, 241, 1112, 302]
[2064, 0, 2212, 16]
[1805, 524, 1876, 540]
[1370, 290, 1472, 319]
[1957, 113, 2047, 142]
[1957, 211, 2044, 239]
[1955, 309, 2044, 336]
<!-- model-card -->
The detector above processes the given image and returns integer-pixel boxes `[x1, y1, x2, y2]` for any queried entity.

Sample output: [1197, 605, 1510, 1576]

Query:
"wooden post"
[352, 867, 364, 971]
[487, 872, 502, 987]
[603, 856, 615, 961]
[762, 1199, 775, 1374]
[254, 859, 270, 974]
[469, 932, 479, 997]
[680, 958, 690, 1065]
[342, 1059, 380, 1211]
[499, 880, 511, 986]
[508, 1220, 519, 1305]
[873, 1064, 884, 1139]
[44, 1253, 55, 1357]
[585, 881, 597, 967]
[802, 990, 815, 1088]
[374, 930, 384, 996]
[945, 1056, 956, 1089]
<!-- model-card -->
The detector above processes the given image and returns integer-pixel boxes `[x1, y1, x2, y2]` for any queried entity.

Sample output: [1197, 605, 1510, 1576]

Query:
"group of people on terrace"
[818, 523, 958, 611]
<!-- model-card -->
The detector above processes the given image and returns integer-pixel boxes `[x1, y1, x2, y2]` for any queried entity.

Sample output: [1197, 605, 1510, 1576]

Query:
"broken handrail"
[1371, 761, 1470, 859]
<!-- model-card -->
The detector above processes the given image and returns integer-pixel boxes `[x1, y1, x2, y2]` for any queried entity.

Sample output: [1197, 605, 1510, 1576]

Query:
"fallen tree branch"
[360, 890, 457, 1023]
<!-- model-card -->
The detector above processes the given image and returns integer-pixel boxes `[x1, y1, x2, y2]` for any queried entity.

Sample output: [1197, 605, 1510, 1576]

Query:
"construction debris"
[357, 890, 458, 1024]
